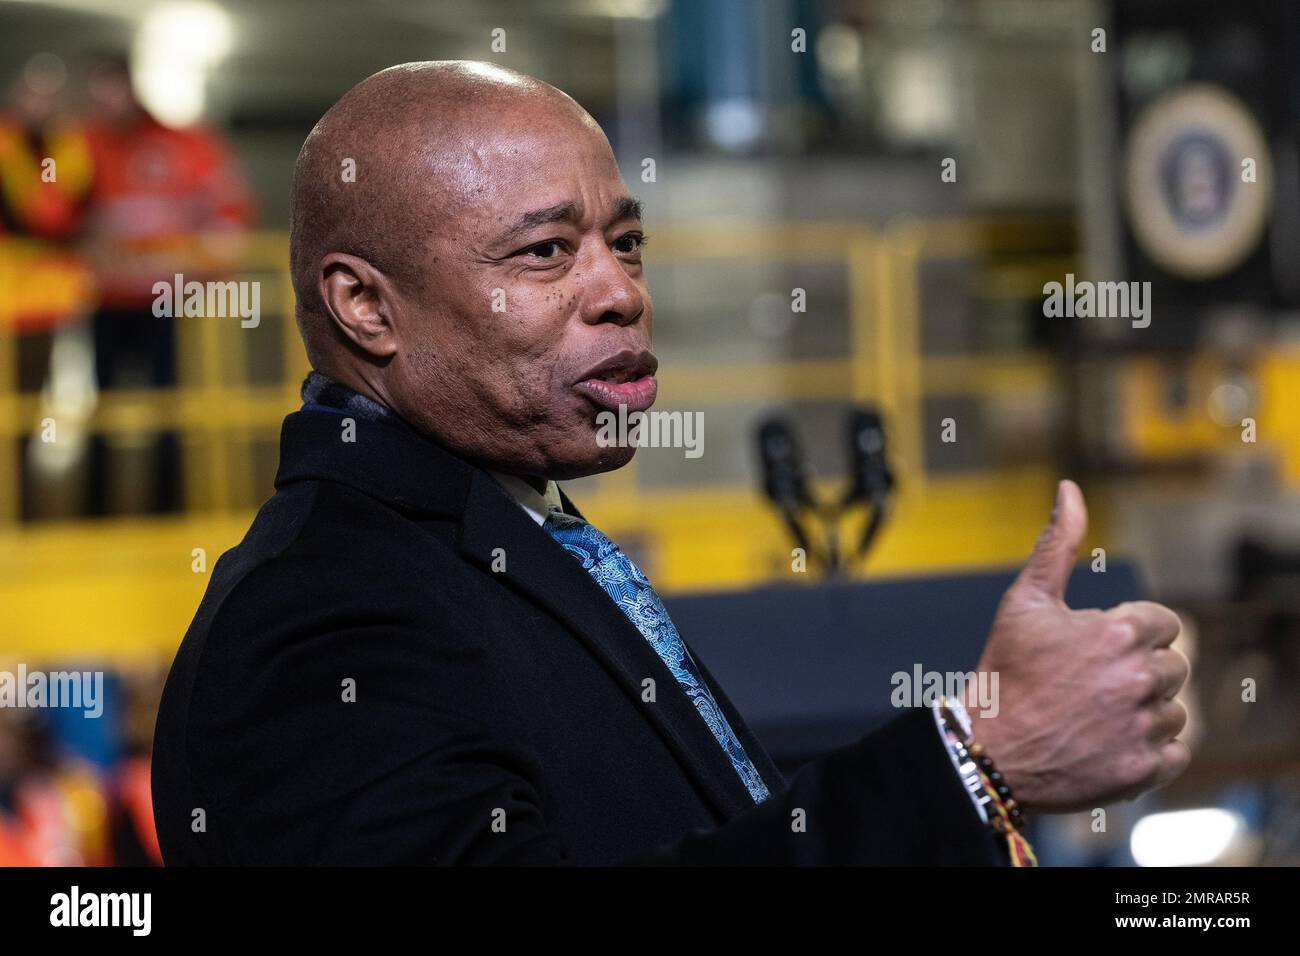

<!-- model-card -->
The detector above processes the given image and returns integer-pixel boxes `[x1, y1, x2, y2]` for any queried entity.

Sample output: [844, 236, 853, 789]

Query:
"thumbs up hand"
[963, 480, 1191, 813]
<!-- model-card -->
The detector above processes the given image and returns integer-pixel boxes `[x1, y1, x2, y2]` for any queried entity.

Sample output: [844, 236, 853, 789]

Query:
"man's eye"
[524, 240, 563, 259]
[614, 232, 646, 254]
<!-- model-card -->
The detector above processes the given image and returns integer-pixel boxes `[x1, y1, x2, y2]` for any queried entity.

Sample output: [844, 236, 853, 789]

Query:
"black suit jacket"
[152, 406, 1008, 865]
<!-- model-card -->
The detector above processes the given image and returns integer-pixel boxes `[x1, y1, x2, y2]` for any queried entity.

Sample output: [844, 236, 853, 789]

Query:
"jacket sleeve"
[171, 556, 1009, 866]
[631, 706, 1010, 865]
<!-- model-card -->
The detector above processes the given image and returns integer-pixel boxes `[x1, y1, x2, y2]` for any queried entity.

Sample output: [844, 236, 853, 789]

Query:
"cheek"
[457, 284, 573, 416]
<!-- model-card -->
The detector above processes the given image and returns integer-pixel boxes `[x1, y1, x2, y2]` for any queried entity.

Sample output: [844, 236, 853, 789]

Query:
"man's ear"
[318, 252, 399, 359]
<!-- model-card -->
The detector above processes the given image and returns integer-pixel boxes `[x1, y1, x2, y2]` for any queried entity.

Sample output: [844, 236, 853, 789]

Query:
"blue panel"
[666, 563, 1143, 763]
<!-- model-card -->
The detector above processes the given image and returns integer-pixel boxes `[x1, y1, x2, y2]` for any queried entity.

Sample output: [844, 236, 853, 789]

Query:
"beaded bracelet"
[938, 697, 1038, 867]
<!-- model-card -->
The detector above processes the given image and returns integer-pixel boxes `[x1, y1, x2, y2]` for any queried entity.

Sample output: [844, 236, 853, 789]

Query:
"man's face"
[391, 109, 654, 482]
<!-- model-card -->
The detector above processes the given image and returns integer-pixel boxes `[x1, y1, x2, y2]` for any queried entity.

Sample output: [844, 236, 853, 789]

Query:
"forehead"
[441, 114, 631, 228]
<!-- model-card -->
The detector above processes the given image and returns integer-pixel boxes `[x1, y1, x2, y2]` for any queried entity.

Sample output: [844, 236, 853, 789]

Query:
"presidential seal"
[1124, 83, 1271, 280]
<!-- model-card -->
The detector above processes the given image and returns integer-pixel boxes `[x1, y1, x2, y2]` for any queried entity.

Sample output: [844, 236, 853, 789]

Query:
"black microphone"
[755, 417, 822, 568]
[844, 408, 893, 563]
[757, 417, 812, 513]
[844, 409, 893, 506]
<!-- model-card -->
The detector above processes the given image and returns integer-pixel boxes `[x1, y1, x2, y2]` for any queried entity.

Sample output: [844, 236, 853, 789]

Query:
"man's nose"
[579, 247, 646, 327]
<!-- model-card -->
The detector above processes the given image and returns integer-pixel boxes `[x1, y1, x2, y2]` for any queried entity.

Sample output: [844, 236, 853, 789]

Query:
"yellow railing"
[0, 219, 1090, 662]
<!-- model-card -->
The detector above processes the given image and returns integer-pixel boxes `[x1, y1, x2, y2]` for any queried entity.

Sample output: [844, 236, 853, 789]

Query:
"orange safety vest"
[81, 113, 253, 309]
[0, 115, 96, 333]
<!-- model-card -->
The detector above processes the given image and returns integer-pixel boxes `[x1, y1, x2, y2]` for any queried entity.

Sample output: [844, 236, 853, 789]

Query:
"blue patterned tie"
[543, 510, 770, 804]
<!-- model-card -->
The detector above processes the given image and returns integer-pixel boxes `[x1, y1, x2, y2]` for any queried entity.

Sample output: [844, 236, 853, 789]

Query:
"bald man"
[152, 62, 1190, 865]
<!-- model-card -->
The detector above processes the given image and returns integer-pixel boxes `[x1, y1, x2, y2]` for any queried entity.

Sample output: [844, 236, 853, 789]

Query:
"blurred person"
[0, 54, 95, 346]
[78, 53, 253, 515]
[0, 708, 108, 866]
[0, 709, 41, 865]
[153, 62, 1190, 865]
[0, 55, 99, 520]
[0, 664, 162, 868]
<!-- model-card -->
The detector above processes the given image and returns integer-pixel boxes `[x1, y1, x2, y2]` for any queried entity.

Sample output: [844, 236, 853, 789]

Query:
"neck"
[305, 370, 552, 496]
[317, 364, 392, 412]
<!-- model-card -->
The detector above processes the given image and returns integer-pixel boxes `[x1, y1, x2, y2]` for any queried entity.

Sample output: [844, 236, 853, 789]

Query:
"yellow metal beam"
[1, 220, 1103, 666]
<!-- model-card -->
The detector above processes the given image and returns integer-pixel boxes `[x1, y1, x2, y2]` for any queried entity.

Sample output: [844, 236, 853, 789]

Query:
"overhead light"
[1130, 808, 1248, 867]
[576, 0, 668, 18]
[131, 1, 233, 127]
[816, 24, 863, 80]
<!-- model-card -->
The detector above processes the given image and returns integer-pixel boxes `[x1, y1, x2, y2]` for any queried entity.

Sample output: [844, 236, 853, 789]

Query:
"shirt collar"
[487, 470, 563, 526]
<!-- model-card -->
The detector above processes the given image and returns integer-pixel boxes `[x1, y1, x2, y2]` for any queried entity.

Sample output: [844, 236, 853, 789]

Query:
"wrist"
[958, 671, 1027, 804]
[960, 708, 1022, 805]
[938, 696, 1036, 864]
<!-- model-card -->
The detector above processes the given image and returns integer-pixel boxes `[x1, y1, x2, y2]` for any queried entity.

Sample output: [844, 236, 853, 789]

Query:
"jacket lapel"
[457, 471, 758, 820]
[276, 409, 759, 821]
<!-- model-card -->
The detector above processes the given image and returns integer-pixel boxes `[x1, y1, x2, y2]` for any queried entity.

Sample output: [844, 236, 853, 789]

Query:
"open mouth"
[572, 349, 659, 413]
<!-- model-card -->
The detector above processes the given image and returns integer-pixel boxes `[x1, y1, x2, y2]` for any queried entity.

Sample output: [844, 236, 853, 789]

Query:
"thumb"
[1011, 479, 1088, 603]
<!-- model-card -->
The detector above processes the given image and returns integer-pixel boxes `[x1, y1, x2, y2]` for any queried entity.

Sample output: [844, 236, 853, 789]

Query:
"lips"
[572, 348, 659, 413]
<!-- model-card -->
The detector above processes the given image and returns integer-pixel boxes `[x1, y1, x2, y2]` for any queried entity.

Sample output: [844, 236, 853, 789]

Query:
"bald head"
[287, 60, 654, 483]
[290, 61, 591, 364]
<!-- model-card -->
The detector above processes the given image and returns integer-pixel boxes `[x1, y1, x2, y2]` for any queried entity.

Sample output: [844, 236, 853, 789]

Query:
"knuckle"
[1131, 667, 1158, 699]
[1110, 601, 1182, 644]
[1103, 620, 1137, 650]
